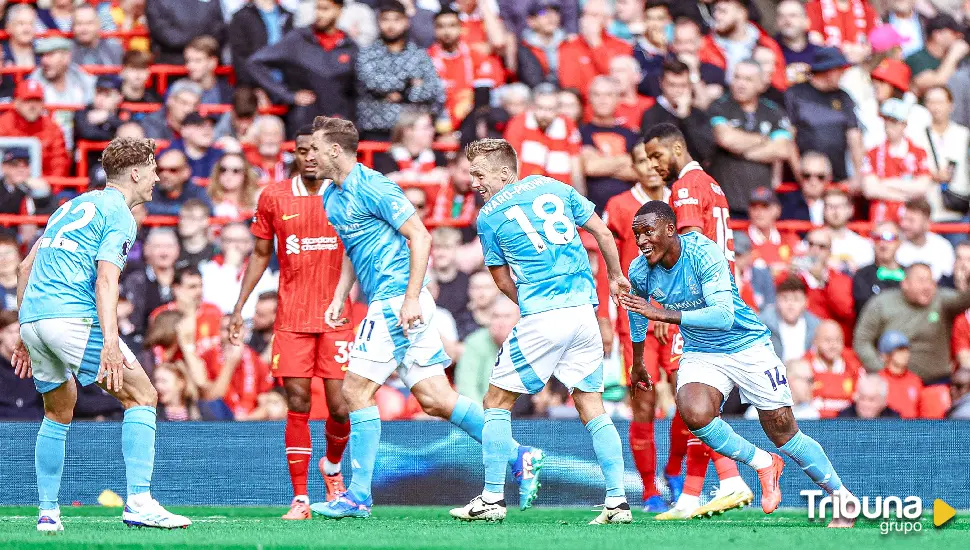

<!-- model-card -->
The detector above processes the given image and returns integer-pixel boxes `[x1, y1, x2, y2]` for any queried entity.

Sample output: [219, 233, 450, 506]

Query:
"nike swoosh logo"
[283, 214, 299, 220]
[468, 507, 488, 517]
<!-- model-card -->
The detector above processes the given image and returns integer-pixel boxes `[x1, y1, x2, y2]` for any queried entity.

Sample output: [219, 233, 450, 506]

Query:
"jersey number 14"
[39, 201, 96, 253]
[505, 194, 575, 253]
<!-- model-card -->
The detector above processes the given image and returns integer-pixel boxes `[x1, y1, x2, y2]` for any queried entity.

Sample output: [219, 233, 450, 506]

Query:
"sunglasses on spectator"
[807, 240, 831, 249]
[871, 231, 899, 242]
[802, 172, 828, 180]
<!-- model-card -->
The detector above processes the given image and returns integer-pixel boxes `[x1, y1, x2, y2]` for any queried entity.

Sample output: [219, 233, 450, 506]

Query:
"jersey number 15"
[39, 201, 97, 253]
[505, 194, 575, 253]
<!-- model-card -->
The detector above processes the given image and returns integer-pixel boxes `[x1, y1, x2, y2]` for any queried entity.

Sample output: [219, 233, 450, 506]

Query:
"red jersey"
[149, 302, 223, 356]
[862, 138, 931, 223]
[201, 345, 274, 417]
[951, 310, 970, 360]
[429, 41, 504, 131]
[806, 0, 878, 48]
[669, 162, 735, 269]
[640, 326, 683, 384]
[250, 176, 351, 333]
[805, 349, 862, 418]
[879, 368, 923, 419]
[504, 112, 581, 184]
[748, 226, 801, 274]
[582, 95, 656, 131]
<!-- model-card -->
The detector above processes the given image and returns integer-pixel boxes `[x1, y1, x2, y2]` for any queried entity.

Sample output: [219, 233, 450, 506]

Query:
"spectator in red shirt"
[804, 319, 862, 418]
[862, 98, 932, 224]
[430, 154, 478, 225]
[746, 186, 802, 277]
[455, 0, 507, 61]
[700, 0, 787, 93]
[200, 315, 274, 419]
[805, 0, 878, 64]
[503, 83, 584, 193]
[243, 115, 290, 186]
[876, 330, 923, 418]
[787, 228, 856, 343]
[372, 110, 450, 190]
[150, 266, 224, 358]
[0, 81, 69, 177]
[607, 55, 655, 131]
[558, 0, 633, 95]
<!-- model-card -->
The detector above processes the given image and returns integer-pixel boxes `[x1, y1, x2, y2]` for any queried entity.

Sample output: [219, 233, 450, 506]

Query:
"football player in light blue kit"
[449, 138, 634, 525]
[620, 201, 855, 528]
[12, 138, 191, 531]
[306, 117, 541, 519]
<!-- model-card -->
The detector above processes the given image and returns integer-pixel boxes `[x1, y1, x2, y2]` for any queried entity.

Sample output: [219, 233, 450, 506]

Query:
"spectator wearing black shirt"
[640, 58, 715, 164]
[430, 227, 470, 319]
[146, 0, 226, 65]
[0, 310, 43, 419]
[852, 221, 905, 317]
[229, 0, 295, 86]
[248, 0, 358, 137]
[580, 75, 638, 213]
[184, 35, 234, 106]
[774, 0, 819, 87]
[709, 59, 793, 219]
[0, 235, 20, 310]
[248, 291, 278, 359]
[119, 50, 162, 106]
[785, 47, 863, 188]
[0, 148, 55, 216]
[176, 199, 216, 269]
[122, 228, 181, 336]
[75, 75, 126, 180]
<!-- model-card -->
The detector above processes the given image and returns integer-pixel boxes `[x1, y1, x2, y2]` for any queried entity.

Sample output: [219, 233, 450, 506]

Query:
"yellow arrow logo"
[934, 499, 956, 527]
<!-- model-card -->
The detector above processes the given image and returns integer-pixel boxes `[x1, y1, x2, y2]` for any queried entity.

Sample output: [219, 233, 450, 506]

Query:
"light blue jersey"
[323, 163, 426, 303]
[477, 175, 597, 316]
[20, 188, 136, 324]
[628, 232, 770, 353]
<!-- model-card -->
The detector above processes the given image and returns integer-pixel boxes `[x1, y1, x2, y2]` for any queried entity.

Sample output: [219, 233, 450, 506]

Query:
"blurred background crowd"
[2, 0, 970, 424]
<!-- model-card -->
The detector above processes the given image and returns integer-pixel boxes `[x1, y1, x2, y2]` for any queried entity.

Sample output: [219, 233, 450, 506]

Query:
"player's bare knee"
[483, 385, 517, 410]
[572, 390, 606, 425]
[758, 407, 799, 447]
[327, 400, 349, 423]
[631, 387, 656, 422]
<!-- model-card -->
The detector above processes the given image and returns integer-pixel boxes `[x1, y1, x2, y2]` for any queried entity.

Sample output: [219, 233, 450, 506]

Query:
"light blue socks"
[780, 430, 844, 493]
[692, 417, 773, 469]
[122, 406, 157, 497]
[348, 406, 381, 503]
[35, 418, 70, 511]
[449, 395, 484, 444]
[586, 414, 626, 504]
[482, 408, 519, 496]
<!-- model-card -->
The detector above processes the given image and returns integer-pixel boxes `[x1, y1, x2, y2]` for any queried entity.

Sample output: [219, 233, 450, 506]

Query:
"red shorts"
[270, 329, 355, 380]
[632, 328, 683, 386]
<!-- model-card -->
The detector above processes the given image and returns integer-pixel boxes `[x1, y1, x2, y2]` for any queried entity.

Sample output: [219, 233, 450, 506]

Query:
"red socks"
[285, 411, 312, 497]
[665, 411, 690, 477]
[712, 450, 741, 480]
[629, 421, 658, 499]
[683, 437, 711, 497]
[325, 419, 351, 466]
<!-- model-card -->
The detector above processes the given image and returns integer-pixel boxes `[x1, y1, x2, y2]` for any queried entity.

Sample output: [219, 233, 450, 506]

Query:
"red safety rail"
[0, 214, 477, 228]
[0, 64, 238, 95]
[0, 29, 151, 41]
[77, 139, 170, 176]
[356, 141, 460, 167]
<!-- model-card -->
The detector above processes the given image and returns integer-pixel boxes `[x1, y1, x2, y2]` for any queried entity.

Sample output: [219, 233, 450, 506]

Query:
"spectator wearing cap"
[822, 187, 874, 272]
[517, 0, 566, 87]
[780, 150, 829, 224]
[746, 187, 801, 276]
[213, 87, 259, 142]
[72, 4, 123, 66]
[354, 0, 444, 142]
[74, 75, 126, 178]
[558, 0, 632, 96]
[876, 330, 923, 419]
[775, 0, 822, 86]
[580, 76, 638, 213]
[148, 149, 213, 216]
[640, 58, 716, 164]
[2, 4, 39, 70]
[146, 0, 227, 65]
[852, 220, 905, 316]
[785, 47, 864, 188]
[428, 5, 505, 134]
[836, 374, 900, 418]
[504, 83, 584, 193]
[948, 368, 970, 418]
[0, 147, 55, 215]
[760, 274, 821, 361]
[906, 14, 969, 97]
[861, 98, 933, 224]
[886, 0, 925, 58]
[228, 0, 295, 87]
[184, 35, 234, 106]
[854, 262, 970, 384]
[0, 80, 69, 177]
[784, 227, 857, 342]
[805, 0, 878, 64]
[249, 0, 358, 137]
[119, 50, 162, 106]
[708, 59, 793, 218]
[630, 0, 670, 88]
[859, 55, 913, 149]
[30, 36, 96, 151]
[803, 319, 862, 418]
[897, 197, 955, 281]
[732, 230, 776, 311]
[699, 0, 787, 93]
[906, 86, 970, 227]
[141, 79, 203, 141]
[169, 113, 224, 182]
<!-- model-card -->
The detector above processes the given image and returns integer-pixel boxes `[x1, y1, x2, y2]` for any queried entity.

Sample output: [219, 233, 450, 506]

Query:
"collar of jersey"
[678, 161, 702, 179]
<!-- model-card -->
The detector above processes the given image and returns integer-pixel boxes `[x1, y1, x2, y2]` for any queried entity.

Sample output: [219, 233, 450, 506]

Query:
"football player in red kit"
[229, 126, 354, 520]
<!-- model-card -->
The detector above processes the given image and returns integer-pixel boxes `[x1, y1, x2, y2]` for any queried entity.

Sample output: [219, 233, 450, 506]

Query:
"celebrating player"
[229, 125, 353, 520]
[640, 123, 754, 519]
[620, 200, 854, 528]
[306, 118, 539, 519]
[13, 137, 191, 531]
[449, 138, 633, 525]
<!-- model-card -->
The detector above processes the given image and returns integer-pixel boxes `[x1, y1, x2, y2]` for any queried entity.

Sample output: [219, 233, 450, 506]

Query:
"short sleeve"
[842, 93, 859, 129]
[670, 179, 705, 230]
[96, 205, 135, 270]
[696, 240, 733, 297]
[708, 99, 729, 128]
[567, 184, 595, 226]
[250, 189, 274, 240]
[478, 217, 506, 267]
[861, 149, 876, 175]
[769, 107, 793, 140]
[364, 177, 416, 230]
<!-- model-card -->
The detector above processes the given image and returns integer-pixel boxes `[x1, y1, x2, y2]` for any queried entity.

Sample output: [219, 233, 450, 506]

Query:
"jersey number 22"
[39, 201, 96, 253]
[505, 194, 575, 253]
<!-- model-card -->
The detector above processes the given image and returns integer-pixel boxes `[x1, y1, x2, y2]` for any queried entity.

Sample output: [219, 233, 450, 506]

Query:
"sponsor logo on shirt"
[285, 234, 339, 254]
[674, 198, 699, 207]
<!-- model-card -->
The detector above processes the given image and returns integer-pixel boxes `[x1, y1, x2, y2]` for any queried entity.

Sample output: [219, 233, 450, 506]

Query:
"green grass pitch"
[0, 506, 966, 550]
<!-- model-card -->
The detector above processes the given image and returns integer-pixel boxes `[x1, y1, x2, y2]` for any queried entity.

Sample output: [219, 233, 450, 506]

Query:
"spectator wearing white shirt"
[822, 187, 873, 274]
[896, 196, 955, 281]
[759, 274, 822, 362]
[200, 222, 278, 319]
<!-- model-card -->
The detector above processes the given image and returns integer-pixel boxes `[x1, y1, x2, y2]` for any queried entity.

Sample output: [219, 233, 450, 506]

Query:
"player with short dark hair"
[228, 120, 355, 521]
[16, 137, 191, 531]
[621, 200, 855, 528]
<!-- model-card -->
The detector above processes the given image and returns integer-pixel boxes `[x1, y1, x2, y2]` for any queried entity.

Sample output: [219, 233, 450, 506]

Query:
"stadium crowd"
[2, 0, 970, 424]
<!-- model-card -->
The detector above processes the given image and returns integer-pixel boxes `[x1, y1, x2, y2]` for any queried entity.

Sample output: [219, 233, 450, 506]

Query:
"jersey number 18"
[505, 194, 575, 253]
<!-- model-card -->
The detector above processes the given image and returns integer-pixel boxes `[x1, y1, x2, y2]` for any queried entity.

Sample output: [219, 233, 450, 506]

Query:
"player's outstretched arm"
[95, 261, 131, 392]
[229, 237, 273, 345]
[326, 252, 357, 328]
[582, 213, 630, 304]
[487, 264, 518, 304]
[396, 214, 433, 335]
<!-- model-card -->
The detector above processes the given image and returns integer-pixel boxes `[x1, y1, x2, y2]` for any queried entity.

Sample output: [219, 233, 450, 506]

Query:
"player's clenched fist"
[228, 311, 245, 346]
[398, 296, 424, 337]
[325, 299, 348, 329]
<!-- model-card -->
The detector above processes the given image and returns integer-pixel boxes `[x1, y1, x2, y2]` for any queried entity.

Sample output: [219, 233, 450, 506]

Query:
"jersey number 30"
[39, 202, 96, 253]
[505, 194, 575, 253]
